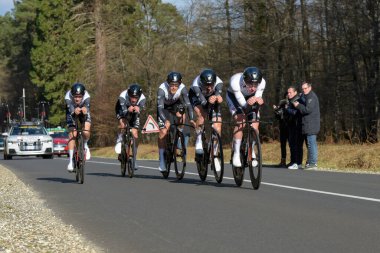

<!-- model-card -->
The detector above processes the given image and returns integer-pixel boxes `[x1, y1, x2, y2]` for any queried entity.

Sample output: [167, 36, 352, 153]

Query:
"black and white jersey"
[64, 90, 91, 115]
[190, 75, 223, 105]
[118, 90, 146, 111]
[227, 73, 266, 108]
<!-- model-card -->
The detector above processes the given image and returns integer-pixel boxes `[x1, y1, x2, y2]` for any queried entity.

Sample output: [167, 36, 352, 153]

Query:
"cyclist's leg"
[248, 109, 260, 166]
[115, 118, 126, 154]
[83, 121, 91, 160]
[194, 105, 206, 154]
[211, 111, 222, 154]
[227, 92, 244, 167]
[66, 110, 76, 171]
[158, 110, 171, 172]
[130, 113, 140, 168]
[115, 100, 125, 154]
[232, 113, 245, 167]
[211, 103, 222, 136]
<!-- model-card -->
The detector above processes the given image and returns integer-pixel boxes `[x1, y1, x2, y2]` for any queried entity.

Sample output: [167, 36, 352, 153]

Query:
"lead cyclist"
[226, 67, 266, 168]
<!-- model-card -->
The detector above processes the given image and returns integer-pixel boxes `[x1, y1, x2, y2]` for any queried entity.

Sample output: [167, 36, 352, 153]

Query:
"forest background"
[0, 0, 379, 147]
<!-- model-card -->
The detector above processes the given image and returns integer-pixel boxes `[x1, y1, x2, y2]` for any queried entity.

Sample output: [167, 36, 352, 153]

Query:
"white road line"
[86, 160, 380, 203]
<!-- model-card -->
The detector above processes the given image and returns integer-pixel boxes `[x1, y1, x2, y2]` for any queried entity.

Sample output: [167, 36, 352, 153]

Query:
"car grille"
[19, 141, 43, 151]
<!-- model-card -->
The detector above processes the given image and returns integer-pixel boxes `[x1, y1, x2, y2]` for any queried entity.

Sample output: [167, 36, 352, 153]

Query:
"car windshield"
[51, 132, 69, 138]
[10, 126, 47, 136]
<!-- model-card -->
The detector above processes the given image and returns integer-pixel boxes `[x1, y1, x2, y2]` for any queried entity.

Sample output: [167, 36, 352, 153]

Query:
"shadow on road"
[166, 176, 245, 189]
[37, 177, 77, 183]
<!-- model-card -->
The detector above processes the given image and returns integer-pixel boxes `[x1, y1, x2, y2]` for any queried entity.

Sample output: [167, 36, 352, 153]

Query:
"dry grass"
[91, 142, 380, 173]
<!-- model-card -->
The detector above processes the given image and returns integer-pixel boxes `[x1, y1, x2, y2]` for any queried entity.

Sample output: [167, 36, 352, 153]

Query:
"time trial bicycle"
[195, 103, 224, 183]
[230, 104, 262, 189]
[119, 113, 138, 178]
[161, 106, 190, 180]
[71, 116, 88, 184]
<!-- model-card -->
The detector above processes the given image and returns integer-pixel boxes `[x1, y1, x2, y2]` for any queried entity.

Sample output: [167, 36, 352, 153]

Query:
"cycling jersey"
[190, 75, 223, 106]
[157, 82, 194, 127]
[65, 90, 90, 114]
[115, 90, 146, 128]
[65, 90, 91, 127]
[117, 90, 146, 113]
[227, 72, 266, 117]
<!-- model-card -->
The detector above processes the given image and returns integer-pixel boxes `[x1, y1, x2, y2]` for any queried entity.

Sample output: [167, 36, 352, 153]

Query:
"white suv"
[3, 122, 53, 160]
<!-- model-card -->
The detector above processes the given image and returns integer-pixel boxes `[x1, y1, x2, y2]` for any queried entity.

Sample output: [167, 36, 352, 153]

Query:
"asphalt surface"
[1, 155, 380, 253]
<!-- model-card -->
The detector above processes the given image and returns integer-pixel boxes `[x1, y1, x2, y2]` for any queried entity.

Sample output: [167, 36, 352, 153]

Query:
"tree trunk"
[95, 0, 106, 95]
[225, 0, 233, 76]
[300, 0, 311, 80]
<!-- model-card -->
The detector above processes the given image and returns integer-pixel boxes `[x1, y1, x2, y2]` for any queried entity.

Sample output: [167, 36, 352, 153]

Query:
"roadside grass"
[91, 142, 380, 173]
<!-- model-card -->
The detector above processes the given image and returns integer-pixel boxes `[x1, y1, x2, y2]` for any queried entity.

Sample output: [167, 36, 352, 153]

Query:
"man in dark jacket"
[285, 86, 303, 170]
[293, 82, 320, 169]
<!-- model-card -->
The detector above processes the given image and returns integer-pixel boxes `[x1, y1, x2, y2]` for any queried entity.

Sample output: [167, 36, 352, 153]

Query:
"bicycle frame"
[119, 115, 137, 178]
[72, 116, 87, 184]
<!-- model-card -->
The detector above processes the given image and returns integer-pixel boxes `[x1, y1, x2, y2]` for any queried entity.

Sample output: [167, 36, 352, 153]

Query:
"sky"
[0, 0, 188, 16]
[0, 0, 14, 15]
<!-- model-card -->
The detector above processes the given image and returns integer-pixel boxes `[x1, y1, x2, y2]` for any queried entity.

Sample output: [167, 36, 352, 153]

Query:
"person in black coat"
[285, 86, 303, 170]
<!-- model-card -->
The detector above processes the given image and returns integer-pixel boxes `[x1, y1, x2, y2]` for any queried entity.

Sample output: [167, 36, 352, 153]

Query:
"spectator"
[293, 82, 320, 169]
[273, 92, 289, 167]
[285, 86, 303, 170]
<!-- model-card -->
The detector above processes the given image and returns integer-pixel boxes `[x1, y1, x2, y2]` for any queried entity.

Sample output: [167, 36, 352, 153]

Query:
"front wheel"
[76, 136, 85, 184]
[127, 137, 136, 178]
[248, 128, 262, 190]
[210, 130, 224, 183]
[162, 134, 172, 179]
[174, 130, 186, 180]
[120, 139, 127, 177]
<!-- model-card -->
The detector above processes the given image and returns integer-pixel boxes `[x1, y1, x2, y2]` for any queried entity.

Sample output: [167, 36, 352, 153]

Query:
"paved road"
[1, 156, 380, 253]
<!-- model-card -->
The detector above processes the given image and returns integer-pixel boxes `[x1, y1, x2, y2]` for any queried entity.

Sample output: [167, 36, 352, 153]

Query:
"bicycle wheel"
[231, 141, 246, 187]
[120, 134, 127, 177]
[196, 131, 207, 181]
[174, 130, 186, 180]
[248, 128, 262, 190]
[162, 134, 172, 179]
[210, 130, 224, 183]
[73, 149, 79, 182]
[77, 134, 85, 184]
[127, 136, 136, 178]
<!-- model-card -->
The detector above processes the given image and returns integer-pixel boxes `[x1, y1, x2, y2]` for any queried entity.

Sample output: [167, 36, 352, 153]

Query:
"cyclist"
[65, 83, 91, 172]
[226, 67, 266, 167]
[189, 69, 223, 155]
[114, 84, 146, 162]
[157, 71, 196, 173]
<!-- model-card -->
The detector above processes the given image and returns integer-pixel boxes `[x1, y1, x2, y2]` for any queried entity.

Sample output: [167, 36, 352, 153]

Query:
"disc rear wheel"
[120, 137, 127, 177]
[77, 136, 85, 184]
